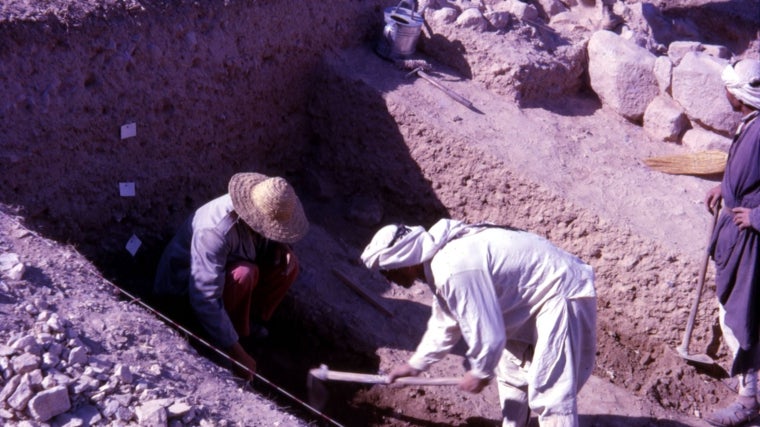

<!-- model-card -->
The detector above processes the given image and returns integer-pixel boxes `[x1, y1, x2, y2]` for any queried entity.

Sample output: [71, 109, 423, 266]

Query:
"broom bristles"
[643, 150, 728, 175]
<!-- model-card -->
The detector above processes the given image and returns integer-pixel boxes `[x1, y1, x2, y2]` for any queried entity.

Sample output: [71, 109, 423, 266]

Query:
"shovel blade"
[306, 372, 330, 411]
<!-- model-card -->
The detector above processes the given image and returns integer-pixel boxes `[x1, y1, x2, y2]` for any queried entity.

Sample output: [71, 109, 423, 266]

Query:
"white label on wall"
[119, 182, 136, 197]
[120, 122, 137, 139]
[126, 234, 142, 256]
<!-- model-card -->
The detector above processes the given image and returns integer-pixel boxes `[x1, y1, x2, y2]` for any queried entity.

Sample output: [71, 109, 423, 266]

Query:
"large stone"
[28, 385, 71, 421]
[7, 373, 33, 410]
[668, 41, 703, 65]
[0, 374, 21, 403]
[136, 398, 173, 426]
[588, 30, 659, 122]
[114, 363, 133, 384]
[505, 0, 538, 21]
[681, 127, 732, 152]
[671, 51, 739, 136]
[643, 95, 690, 142]
[11, 353, 40, 375]
[456, 8, 488, 31]
[67, 346, 88, 366]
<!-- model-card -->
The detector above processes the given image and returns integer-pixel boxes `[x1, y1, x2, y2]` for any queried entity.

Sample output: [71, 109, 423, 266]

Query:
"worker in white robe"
[361, 219, 597, 427]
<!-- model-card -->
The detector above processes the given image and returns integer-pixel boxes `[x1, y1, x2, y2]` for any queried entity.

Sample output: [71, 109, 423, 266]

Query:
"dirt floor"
[1, 0, 760, 426]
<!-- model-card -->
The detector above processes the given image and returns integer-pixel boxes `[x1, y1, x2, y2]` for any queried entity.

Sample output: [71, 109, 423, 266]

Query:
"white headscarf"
[360, 219, 472, 270]
[722, 59, 760, 110]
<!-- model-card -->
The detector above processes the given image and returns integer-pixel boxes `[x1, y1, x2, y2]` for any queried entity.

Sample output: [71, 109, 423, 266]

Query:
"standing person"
[360, 219, 597, 426]
[704, 58, 760, 427]
[153, 172, 308, 381]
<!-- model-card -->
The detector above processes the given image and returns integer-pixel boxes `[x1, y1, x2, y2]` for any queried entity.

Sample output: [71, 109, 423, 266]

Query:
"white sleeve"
[441, 269, 506, 379]
[408, 293, 462, 371]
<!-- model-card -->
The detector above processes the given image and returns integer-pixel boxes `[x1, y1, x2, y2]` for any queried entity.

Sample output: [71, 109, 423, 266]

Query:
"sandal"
[705, 400, 760, 427]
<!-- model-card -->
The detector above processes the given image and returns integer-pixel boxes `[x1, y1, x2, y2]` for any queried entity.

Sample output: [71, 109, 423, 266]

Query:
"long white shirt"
[408, 226, 596, 379]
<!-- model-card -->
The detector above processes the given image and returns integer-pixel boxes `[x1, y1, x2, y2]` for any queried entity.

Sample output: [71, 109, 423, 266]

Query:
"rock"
[429, 7, 458, 25]
[67, 346, 88, 366]
[653, 56, 673, 95]
[671, 51, 738, 136]
[456, 8, 488, 32]
[681, 127, 732, 152]
[667, 40, 703, 65]
[588, 30, 659, 122]
[0, 345, 13, 357]
[71, 374, 100, 394]
[70, 404, 103, 426]
[505, 0, 538, 21]
[11, 353, 40, 375]
[7, 373, 34, 410]
[7, 262, 25, 280]
[28, 385, 71, 421]
[46, 313, 65, 332]
[0, 374, 21, 403]
[0, 253, 20, 272]
[167, 400, 193, 418]
[483, 9, 512, 30]
[135, 398, 172, 425]
[114, 363, 133, 384]
[102, 397, 121, 417]
[10, 335, 38, 354]
[643, 95, 690, 142]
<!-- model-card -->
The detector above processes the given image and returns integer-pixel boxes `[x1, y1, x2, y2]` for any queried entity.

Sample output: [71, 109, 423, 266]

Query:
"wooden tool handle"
[394, 377, 460, 386]
[309, 367, 459, 386]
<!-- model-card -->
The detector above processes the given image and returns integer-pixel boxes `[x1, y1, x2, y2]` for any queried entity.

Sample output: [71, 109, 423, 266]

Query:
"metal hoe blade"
[674, 204, 720, 367]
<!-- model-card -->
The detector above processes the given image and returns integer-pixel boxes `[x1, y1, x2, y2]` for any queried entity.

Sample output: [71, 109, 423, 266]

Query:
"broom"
[643, 150, 728, 176]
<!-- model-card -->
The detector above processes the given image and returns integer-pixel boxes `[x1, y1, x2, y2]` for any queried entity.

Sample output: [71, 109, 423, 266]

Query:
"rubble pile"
[0, 294, 202, 426]
[0, 211, 307, 427]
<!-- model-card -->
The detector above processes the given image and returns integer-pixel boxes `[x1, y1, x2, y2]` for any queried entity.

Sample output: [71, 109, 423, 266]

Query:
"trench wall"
[0, 0, 384, 266]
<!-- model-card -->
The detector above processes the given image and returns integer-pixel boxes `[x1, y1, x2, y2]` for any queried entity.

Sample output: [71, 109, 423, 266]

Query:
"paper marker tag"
[119, 182, 136, 197]
[126, 234, 142, 256]
[120, 123, 137, 139]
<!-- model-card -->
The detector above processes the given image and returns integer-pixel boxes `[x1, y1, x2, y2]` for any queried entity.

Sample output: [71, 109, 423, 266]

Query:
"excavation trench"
[2, 0, 756, 425]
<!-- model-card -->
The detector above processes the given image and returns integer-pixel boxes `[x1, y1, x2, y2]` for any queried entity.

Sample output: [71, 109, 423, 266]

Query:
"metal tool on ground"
[675, 202, 721, 366]
[405, 66, 475, 110]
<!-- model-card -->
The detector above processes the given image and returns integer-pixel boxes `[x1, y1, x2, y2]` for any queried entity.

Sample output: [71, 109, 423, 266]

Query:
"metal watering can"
[376, 0, 424, 60]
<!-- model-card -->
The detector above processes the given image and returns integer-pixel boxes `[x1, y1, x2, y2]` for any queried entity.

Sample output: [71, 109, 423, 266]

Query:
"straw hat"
[228, 172, 309, 244]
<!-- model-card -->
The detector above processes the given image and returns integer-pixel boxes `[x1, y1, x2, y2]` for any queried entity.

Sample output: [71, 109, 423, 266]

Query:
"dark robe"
[709, 110, 760, 376]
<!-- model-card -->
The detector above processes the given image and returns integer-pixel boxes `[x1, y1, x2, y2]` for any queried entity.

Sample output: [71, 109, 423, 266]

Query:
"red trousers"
[222, 255, 298, 338]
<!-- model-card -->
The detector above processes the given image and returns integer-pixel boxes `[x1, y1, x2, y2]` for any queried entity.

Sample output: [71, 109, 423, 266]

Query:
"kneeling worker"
[154, 172, 308, 380]
[361, 219, 596, 426]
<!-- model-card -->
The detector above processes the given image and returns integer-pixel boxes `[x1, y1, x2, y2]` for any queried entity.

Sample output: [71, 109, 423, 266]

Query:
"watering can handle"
[394, 0, 417, 16]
